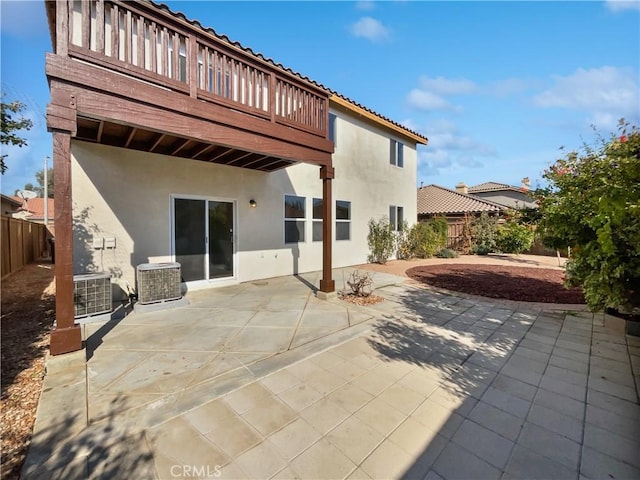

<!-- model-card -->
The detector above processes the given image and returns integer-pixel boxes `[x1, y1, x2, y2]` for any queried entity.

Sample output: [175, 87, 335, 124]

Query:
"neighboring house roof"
[417, 185, 504, 216]
[147, 0, 428, 146]
[1, 194, 23, 208]
[10, 196, 55, 221]
[468, 182, 528, 194]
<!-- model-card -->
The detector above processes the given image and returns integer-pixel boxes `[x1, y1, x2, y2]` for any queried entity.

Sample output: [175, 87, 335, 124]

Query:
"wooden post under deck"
[319, 165, 335, 293]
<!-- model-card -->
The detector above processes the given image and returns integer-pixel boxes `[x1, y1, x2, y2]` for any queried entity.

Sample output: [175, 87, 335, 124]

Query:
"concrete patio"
[23, 267, 640, 479]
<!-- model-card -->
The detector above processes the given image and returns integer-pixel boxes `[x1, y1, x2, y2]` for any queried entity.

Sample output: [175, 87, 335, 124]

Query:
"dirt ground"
[357, 253, 584, 304]
[1, 263, 56, 480]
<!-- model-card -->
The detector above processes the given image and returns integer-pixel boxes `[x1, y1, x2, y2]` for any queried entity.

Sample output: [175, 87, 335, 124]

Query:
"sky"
[1, 0, 639, 197]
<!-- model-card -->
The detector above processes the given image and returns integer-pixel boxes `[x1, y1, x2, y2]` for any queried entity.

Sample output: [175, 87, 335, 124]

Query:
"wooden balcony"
[45, 0, 333, 171]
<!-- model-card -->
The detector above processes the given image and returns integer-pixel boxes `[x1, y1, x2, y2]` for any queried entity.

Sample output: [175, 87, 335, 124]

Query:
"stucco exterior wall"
[71, 108, 418, 298]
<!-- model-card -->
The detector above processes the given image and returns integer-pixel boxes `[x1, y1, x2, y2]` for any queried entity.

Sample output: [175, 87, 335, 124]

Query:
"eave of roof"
[1, 194, 23, 207]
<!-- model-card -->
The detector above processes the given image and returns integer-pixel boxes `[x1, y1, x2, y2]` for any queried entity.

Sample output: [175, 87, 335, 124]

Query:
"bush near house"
[407, 217, 448, 258]
[471, 212, 498, 255]
[496, 220, 535, 254]
[535, 121, 640, 312]
[367, 217, 395, 264]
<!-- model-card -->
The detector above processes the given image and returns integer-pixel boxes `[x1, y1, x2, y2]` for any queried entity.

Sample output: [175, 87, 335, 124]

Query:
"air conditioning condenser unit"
[136, 262, 182, 305]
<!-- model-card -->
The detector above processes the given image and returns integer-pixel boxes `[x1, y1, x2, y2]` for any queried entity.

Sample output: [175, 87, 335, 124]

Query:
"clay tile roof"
[417, 185, 504, 215]
[11, 197, 55, 219]
[468, 182, 517, 193]
[1, 194, 22, 207]
[147, 0, 427, 144]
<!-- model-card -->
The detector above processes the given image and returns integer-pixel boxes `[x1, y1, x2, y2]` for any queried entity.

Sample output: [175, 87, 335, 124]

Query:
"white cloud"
[533, 66, 639, 126]
[605, 0, 640, 12]
[350, 17, 390, 42]
[406, 89, 455, 111]
[486, 78, 535, 97]
[418, 76, 478, 96]
[355, 1, 376, 11]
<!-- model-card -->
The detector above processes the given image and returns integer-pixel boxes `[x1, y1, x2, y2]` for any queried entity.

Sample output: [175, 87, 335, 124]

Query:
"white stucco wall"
[71, 107, 419, 298]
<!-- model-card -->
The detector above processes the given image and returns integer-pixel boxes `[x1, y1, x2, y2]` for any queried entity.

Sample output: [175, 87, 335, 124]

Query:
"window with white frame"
[336, 200, 351, 240]
[390, 139, 404, 167]
[284, 195, 306, 243]
[389, 205, 404, 231]
[312, 198, 323, 242]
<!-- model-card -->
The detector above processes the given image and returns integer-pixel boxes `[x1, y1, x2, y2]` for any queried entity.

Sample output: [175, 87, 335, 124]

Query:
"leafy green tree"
[408, 217, 448, 258]
[536, 121, 640, 312]
[496, 221, 535, 254]
[1, 98, 33, 174]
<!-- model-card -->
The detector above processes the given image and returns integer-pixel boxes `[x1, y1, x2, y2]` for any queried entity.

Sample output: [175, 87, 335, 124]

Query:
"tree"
[34, 168, 54, 198]
[1, 98, 33, 174]
[536, 120, 640, 312]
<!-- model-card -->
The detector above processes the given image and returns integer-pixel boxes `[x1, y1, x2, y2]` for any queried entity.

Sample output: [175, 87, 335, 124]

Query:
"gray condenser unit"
[136, 262, 182, 305]
[74, 272, 112, 318]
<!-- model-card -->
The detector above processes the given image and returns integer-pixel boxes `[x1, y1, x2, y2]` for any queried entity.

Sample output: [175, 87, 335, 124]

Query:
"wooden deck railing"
[63, 0, 327, 136]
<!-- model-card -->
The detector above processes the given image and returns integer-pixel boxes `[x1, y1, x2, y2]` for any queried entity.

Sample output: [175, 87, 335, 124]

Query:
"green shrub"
[471, 212, 498, 255]
[408, 217, 448, 258]
[395, 220, 412, 260]
[435, 248, 459, 258]
[367, 217, 395, 264]
[496, 222, 535, 254]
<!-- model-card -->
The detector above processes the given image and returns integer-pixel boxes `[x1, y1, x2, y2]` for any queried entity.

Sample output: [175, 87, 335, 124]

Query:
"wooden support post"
[319, 165, 335, 293]
[47, 89, 82, 355]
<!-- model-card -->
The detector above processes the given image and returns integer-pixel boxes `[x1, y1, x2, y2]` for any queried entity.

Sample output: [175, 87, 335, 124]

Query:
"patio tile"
[289, 438, 357, 479]
[354, 396, 408, 437]
[377, 383, 425, 415]
[548, 353, 589, 374]
[149, 416, 230, 470]
[298, 310, 349, 329]
[583, 422, 640, 469]
[481, 386, 532, 419]
[585, 403, 639, 441]
[432, 442, 502, 480]
[300, 367, 347, 395]
[533, 387, 585, 420]
[324, 383, 373, 414]
[184, 398, 236, 434]
[587, 389, 640, 417]
[588, 376, 638, 403]
[205, 414, 263, 458]
[451, 419, 514, 469]
[345, 468, 373, 480]
[360, 439, 414, 480]
[538, 375, 586, 402]
[398, 369, 441, 397]
[268, 418, 322, 461]
[298, 397, 351, 434]
[234, 440, 288, 480]
[387, 416, 441, 458]
[518, 422, 581, 469]
[468, 400, 525, 441]
[260, 369, 301, 395]
[544, 364, 588, 387]
[223, 382, 274, 414]
[241, 397, 297, 436]
[278, 382, 325, 411]
[504, 445, 578, 480]
[325, 414, 385, 464]
[580, 446, 640, 480]
[526, 404, 583, 442]
[350, 368, 399, 396]
[410, 398, 464, 439]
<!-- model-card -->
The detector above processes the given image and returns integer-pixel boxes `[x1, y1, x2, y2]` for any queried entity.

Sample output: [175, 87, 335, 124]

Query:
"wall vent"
[74, 272, 112, 318]
[136, 262, 182, 305]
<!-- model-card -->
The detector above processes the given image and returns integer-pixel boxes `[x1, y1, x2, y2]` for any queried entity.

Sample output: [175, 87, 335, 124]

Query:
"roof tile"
[417, 185, 504, 215]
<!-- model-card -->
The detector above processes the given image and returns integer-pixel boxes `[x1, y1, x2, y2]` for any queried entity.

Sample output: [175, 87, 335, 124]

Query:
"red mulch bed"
[406, 264, 585, 304]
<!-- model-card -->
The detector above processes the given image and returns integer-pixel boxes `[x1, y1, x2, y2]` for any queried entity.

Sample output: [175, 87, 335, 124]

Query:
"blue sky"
[1, 0, 639, 196]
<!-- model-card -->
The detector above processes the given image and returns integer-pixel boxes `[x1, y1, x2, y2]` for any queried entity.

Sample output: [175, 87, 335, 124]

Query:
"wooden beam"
[50, 131, 82, 355]
[124, 127, 138, 148]
[170, 138, 191, 156]
[191, 143, 215, 159]
[96, 120, 105, 142]
[150, 133, 166, 152]
[224, 151, 254, 166]
[55, 0, 69, 56]
[319, 165, 335, 294]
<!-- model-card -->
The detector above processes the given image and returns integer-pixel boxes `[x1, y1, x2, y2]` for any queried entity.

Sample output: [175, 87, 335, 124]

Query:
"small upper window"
[312, 198, 323, 242]
[390, 139, 404, 168]
[329, 113, 337, 145]
[336, 200, 351, 241]
[284, 195, 306, 243]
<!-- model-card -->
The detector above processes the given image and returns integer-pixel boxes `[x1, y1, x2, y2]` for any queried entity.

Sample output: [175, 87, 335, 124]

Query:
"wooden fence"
[1, 217, 50, 278]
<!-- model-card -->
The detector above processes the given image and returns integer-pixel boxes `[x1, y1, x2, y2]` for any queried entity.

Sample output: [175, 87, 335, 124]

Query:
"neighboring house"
[459, 179, 537, 210]
[9, 197, 56, 235]
[1, 194, 22, 217]
[44, 0, 428, 353]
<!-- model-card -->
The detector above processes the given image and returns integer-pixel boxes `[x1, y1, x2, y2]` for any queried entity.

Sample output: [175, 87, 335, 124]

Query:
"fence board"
[1, 217, 50, 278]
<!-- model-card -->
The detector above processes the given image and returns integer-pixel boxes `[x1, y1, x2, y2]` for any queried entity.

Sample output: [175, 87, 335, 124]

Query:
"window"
[390, 139, 404, 167]
[389, 205, 404, 231]
[336, 200, 351, 241]
[284, 195, 305, 243]
[329, 113, 337, 145]
[312, 198, 323, 242]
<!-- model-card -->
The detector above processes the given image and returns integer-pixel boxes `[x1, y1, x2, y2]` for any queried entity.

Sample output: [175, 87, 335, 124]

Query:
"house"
[10, 197, 56, 234]
[417, 184, 504, 249]
[44, 0, 428, 354]
[457, 179, 537, 210]
[1, 194, 22, 217]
